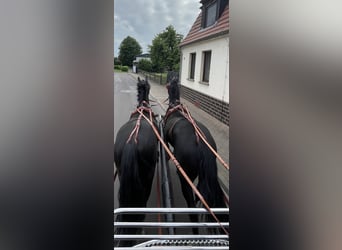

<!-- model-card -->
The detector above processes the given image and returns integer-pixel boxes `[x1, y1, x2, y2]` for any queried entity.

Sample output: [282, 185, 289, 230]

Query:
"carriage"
[114, 77, 229, 249]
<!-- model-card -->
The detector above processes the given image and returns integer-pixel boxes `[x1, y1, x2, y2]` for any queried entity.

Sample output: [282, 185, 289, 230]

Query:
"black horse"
[163, 77, 228, 233]
[114, 77, 158, 247]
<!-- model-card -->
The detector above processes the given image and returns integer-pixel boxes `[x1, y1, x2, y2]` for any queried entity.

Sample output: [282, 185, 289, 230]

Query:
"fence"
[137, 70, 179, 85]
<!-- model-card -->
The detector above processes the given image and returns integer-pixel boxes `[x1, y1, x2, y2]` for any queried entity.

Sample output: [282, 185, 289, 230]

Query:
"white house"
[133, 53, 151, 73]
[179, 0, 229, 125]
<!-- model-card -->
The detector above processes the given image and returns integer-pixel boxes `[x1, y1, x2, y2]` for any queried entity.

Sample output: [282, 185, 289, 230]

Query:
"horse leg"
[178, 173, 199, 234]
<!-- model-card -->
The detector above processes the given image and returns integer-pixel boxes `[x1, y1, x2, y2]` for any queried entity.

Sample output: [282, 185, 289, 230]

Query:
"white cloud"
[114, 0, 201, 56]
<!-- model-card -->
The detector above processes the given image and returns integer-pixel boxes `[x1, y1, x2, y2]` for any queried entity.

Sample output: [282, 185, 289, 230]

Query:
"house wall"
[181, 84, 230, 125]
[179, 35, 229, 125]
[135, 56, 151, 62]
[180, 35, 229, 102]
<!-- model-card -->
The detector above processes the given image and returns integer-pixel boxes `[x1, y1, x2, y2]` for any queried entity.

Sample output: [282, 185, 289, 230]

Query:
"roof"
[180, 4, 229, 47]
[136, 53, 150, 58]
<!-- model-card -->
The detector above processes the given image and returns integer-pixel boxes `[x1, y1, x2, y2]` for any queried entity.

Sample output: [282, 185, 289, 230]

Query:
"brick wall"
[180, 85, 229, 126]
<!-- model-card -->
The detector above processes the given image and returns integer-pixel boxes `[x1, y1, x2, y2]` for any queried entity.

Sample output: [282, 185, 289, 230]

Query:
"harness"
[136, 109, 229, 236]
[115, 102, 230, 235]
[164, 103, 207, 144]
[163, 115, 184, 142]
[126, 101, 156, 144]
[164, 103, 229, 171]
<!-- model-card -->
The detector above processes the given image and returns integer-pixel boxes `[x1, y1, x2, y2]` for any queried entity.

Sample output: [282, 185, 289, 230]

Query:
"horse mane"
[168, 77, 180, 106]
[137, 77, 150, 106]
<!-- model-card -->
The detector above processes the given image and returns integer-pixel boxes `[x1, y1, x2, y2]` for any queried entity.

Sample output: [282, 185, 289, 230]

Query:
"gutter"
[179, 30, 229, 48]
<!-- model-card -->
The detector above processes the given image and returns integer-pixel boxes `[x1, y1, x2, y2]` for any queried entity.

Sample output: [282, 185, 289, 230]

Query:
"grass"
[158, 73, 168, 83]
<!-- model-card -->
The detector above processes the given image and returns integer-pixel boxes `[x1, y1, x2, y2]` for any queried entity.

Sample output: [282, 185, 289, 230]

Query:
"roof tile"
[180, 4, 229, 47]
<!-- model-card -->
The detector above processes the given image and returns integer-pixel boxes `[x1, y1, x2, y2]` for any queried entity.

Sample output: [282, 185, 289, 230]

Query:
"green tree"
[114, 57, 121, 66]
[149, 25, 183, 72]
[138, 59, 153, 72]
[118, 36, 142, 67]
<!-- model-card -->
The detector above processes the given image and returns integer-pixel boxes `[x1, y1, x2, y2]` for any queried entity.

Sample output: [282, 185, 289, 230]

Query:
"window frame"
[188, 52, 196, 80]
[201, 50, 212, 84]
[203, 1, 218, 28]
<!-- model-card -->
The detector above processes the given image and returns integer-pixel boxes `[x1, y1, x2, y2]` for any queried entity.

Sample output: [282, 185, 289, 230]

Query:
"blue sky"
[114, 0, 201, 56]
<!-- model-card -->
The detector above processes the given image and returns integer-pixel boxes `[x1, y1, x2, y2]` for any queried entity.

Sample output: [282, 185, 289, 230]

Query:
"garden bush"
[138, 59, 153, 72]
[121, 66, 129, 72]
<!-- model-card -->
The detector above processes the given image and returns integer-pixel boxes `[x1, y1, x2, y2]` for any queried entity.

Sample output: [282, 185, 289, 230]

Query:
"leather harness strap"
[164, 104, 205, 144]
[137, 109, 229, 236]
[164, 116, 184, 141]
[164, 103, 229, 170]
[126, 102, 155, 144]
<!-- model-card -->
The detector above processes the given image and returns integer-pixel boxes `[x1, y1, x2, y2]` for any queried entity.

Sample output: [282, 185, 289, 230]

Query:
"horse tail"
[118, 142, 142, 207]
[116, 142, 144, 246]
[197, 141, 229, 227]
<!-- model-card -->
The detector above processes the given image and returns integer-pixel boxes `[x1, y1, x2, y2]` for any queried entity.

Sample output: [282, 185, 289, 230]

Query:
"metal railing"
[114, 207, 229, 249]
[114, 117, 229, 249]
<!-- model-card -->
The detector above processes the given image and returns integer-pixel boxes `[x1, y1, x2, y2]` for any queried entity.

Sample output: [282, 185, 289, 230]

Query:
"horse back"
[164, 112, 217, 179]
[165, 112, 216, 150]
[114, 114, 158, 169]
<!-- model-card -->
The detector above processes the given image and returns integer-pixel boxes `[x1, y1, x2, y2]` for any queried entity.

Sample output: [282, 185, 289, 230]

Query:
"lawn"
[155, 72, 167, 81]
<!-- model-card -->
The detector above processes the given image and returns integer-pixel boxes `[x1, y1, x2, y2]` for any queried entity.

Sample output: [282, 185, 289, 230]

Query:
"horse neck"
[129, 101, 152, 120]
[138, 99, 150, 107]
[137, 87, 149, 105]
[165, 104, 183, 122]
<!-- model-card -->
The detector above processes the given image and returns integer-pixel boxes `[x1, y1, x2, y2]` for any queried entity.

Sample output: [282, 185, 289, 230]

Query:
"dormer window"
[201, 0, 228, 29]
[204, 1, 217, 27]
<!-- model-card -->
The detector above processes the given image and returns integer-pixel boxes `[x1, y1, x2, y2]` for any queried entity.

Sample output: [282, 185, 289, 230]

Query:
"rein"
[165, 104, 229, 170]
[126, 101, 155, 144]
[114, 169, 118, 181]
[137, 109, 229, 236]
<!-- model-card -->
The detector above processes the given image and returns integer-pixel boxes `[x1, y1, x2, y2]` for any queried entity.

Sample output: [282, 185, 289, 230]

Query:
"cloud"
[114, 0, 201, 56]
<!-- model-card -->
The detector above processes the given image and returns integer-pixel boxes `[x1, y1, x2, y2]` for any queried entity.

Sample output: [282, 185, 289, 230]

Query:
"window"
[204, 1, 217, 27]
[202, 51, 211, 83]
[219, 0, 229, 16]
[189, 53, 196, 80]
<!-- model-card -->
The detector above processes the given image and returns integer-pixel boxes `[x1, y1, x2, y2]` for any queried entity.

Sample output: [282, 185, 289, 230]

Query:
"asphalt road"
[114, 72, 190, 235]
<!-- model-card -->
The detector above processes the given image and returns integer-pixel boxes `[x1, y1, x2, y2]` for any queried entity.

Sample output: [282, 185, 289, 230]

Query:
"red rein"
[126, 104, 154, 144]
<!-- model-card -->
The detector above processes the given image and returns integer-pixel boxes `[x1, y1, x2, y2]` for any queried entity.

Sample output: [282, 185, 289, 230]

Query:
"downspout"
[179, 46, 183, 98]
[179, 47, 183, 83]
[221, 36, 229, 123]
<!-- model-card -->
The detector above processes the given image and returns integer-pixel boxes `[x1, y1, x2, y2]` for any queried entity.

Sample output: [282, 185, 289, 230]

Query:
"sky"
[114, 0, 201, 57]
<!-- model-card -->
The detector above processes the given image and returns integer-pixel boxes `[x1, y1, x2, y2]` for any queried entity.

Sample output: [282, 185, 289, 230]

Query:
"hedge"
[121, 66, 129, 72]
